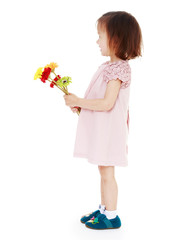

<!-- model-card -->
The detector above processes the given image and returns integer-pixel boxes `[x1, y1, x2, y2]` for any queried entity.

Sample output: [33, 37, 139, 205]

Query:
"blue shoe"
[80, 209, 101, 224]
[85, 213, 121, 230]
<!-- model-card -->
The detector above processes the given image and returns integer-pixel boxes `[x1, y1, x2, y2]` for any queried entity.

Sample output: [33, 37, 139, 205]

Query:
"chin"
[100, 50, 108, 56]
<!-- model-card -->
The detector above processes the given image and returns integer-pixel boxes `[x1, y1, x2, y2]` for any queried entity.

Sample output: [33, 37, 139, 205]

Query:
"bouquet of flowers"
[34, 62, 81, 115]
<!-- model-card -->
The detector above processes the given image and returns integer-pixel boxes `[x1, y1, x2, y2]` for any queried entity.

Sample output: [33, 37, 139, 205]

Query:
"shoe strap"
[97, 214, 113, 228]
[103, 218, 113, 228]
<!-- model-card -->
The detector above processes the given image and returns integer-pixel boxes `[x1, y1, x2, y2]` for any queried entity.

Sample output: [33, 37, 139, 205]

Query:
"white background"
[0, 0, 172, 239]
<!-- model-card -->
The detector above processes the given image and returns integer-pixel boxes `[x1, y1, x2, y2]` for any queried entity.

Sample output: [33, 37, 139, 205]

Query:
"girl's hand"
[63, 93, 79, 107]
[70, 106, 79, 113]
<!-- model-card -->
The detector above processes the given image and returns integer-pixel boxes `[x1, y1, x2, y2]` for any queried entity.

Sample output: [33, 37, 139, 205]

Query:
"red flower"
[57, 75, 61, 79]
[50, 82, 55, 88]
[41, 79, 46, 83]
[53, 77, 58, 82]
[40, 67, 51, 82]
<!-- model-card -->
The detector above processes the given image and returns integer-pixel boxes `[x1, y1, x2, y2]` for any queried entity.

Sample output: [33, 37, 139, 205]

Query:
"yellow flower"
[45, 62, 58, 70]
[34, 67, 43, 80]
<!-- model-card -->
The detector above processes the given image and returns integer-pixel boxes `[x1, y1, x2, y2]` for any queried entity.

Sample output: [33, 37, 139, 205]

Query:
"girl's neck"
[109, 55, 122, 63]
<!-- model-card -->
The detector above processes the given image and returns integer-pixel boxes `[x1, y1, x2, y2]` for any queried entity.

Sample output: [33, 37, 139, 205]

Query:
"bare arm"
[76, 98, 108, 111]
[104, 78, 122, 110]
[76, 78, 122, 111]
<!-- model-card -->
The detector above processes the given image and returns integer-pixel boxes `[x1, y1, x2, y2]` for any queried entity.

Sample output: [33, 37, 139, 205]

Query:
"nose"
[96, 39, 99, 44]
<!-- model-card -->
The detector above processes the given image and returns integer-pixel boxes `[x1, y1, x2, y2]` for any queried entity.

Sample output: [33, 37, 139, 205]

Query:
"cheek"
[99, 40, 103, 47]
[101, 42, 106, 49]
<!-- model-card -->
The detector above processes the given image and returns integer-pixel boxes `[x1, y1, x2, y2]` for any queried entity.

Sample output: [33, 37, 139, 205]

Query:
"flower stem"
[48, 77, 68, 94]
[52, 70, 57, 77]
[47, 76, 80, 115]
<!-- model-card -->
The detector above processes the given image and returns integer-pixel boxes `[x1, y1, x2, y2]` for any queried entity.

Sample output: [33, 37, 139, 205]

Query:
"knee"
[98, 166, 114, 181]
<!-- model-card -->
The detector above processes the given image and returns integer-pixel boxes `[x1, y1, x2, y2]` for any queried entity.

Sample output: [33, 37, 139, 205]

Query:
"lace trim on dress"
[103, 61, 131, 89]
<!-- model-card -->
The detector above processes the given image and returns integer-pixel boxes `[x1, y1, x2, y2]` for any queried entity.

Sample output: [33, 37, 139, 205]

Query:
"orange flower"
[45, 62, 58, 70]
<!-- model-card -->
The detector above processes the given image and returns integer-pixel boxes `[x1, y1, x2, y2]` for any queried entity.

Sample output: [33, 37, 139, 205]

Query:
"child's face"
[96, 26, 110, 56]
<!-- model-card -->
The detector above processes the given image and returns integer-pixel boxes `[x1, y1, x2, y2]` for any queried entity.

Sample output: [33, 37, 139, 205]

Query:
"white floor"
[0, 154, 171, 240]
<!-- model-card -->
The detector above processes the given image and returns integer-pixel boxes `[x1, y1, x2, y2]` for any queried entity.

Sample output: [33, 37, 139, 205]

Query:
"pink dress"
[73, 60, 131, 166]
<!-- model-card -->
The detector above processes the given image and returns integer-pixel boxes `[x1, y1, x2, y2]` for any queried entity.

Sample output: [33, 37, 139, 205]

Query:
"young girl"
[64, 11, 143, 230]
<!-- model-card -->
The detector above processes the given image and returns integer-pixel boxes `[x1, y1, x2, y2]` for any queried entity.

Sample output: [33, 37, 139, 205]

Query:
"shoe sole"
[85, 224, 121, 230]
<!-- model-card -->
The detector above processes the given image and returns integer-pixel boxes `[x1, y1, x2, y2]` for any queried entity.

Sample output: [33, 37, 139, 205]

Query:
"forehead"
[97, 22, 106, 34]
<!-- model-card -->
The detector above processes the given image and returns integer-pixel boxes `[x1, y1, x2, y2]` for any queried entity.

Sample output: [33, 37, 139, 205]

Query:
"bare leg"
[100, 178, 106, 205]
[98, 166, 118, 211]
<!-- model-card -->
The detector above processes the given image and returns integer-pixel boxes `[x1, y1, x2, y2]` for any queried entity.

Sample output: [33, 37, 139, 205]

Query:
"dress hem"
[73, 152, 128, 167]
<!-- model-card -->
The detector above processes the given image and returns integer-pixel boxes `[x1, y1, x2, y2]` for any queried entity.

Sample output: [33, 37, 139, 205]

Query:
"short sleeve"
[103, 61, 131, 89]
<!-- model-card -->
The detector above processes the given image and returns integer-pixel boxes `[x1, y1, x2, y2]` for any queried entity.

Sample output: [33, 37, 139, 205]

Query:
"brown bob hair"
[96, 11, 143, 60]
